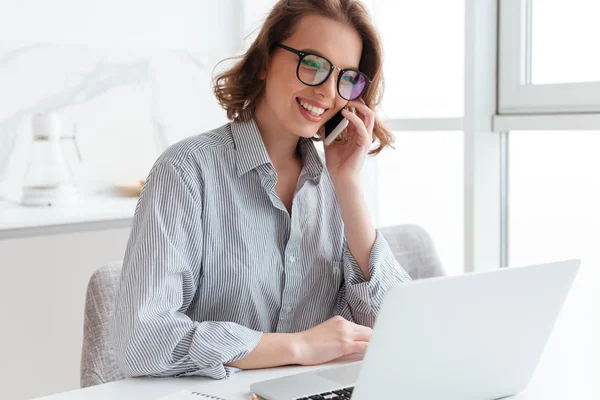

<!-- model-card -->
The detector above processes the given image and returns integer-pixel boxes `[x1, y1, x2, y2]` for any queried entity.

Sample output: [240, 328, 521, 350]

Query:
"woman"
[111, 0, 410, 380]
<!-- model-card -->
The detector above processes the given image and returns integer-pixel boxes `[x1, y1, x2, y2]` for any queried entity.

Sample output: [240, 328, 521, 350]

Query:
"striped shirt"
[111, 116, 411, 380]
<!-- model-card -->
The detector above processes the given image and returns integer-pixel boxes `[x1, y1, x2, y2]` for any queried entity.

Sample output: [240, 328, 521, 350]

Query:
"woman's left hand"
[319, 98, 374, 186]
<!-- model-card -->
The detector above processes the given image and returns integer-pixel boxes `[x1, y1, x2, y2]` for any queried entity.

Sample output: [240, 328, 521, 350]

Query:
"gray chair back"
[80, 261, 125, 387]
[379, 224, 445, 280]
[80, 224, 445, 387]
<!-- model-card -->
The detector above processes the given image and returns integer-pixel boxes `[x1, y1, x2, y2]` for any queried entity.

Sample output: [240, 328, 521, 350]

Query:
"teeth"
[299, 100, 325, 116]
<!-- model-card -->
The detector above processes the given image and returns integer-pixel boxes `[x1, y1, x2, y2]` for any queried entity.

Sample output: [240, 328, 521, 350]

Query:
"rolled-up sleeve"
[335, 229, 411, 327]
[111, 160, 262, 380]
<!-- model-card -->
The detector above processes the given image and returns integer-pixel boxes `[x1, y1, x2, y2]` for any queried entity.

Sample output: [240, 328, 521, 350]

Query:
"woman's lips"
[296, 98, 326, 123]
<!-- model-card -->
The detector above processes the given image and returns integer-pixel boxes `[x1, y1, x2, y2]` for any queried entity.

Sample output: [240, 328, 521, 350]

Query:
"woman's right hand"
[291, 316, 372, 365]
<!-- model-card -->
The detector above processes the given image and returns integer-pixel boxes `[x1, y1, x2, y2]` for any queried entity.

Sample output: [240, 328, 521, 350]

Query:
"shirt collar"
[297, 134, 325, 184]
[231, 116, 324, 183]
[231, 117, 273, 176]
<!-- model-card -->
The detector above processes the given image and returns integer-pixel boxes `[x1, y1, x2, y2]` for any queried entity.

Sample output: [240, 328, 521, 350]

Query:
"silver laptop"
[250, 259, 580, 400]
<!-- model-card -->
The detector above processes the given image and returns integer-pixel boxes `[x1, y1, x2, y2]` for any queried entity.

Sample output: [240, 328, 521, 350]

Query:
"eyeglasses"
[274, 43, 371, 101]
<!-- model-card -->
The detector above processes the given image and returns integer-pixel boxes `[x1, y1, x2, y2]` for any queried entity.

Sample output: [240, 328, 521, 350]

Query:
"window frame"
[499, 0, 600, 114]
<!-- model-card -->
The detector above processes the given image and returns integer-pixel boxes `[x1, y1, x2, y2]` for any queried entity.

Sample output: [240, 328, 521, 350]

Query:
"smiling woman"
[213, 0, 392, 154]
[111, 0, 412, 381]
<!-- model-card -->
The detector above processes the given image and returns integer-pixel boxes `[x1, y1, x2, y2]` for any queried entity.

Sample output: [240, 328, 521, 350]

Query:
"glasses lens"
[339, 70, 368, 100]
[298, 54, 331, 85]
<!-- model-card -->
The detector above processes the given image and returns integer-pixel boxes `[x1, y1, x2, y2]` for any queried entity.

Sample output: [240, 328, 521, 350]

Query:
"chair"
[80, 261, 126, 387]
[378, 224, 445, 280]
[80, 224, 445, 387]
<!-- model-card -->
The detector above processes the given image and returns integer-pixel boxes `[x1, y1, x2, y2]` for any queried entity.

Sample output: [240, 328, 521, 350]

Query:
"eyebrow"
[301, 48, 325, 56]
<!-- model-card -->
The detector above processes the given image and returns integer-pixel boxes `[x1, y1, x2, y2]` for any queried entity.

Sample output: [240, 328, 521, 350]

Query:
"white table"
[37, 363, 334, 400]
[0, 191, 137, 239]
[37, 339, 598, 400]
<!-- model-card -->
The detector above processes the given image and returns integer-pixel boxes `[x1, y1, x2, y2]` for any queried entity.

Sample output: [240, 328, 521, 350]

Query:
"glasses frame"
[274, 42, 372, 101]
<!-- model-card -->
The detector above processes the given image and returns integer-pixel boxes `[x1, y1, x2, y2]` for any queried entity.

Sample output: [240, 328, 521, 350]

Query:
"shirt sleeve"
[335, 229, 412, 327]
[111, 160, 262, 380]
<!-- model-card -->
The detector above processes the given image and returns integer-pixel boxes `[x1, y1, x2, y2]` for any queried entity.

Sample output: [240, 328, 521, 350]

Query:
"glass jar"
[21, 113, 80, 206]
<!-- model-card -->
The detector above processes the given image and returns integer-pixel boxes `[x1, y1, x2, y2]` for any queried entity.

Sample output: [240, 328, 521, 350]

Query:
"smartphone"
[323, 109, 349, 146]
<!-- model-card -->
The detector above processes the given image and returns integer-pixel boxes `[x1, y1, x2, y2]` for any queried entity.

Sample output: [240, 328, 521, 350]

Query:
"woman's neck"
[253, 100, 301, 169]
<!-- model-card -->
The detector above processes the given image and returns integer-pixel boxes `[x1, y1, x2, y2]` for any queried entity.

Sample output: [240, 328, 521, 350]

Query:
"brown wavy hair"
[213, 0, 393, 155]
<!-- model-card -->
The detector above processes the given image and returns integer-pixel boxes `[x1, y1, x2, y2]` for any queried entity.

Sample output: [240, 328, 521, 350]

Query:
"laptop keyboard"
[296, 386, 354, 400]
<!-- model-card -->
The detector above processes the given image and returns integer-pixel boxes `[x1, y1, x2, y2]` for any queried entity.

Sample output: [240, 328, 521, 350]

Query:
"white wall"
[0, 0, 239, 196]
[0, 0, 239, 50]
[0, 1, 242, 398]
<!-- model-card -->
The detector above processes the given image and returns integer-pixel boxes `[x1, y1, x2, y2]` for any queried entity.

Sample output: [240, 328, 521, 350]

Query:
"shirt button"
[285, 305, 293, 313]
[289, 255, 296, 263]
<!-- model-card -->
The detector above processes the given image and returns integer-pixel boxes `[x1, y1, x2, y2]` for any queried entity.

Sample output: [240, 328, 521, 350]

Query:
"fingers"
[334, 317, 372, 342]
[329, 318, 372, 358]
[346, 100, 375, 134]
[341, 108, 369, 145]
[346, 100, 371, 117]
[341, 107, 363, 127]
[351, 326, 373, 342]
[346, 341, 369, 355]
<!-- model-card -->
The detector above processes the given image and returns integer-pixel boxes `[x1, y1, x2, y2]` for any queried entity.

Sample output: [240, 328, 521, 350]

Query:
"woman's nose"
[313, 69, 338, 100]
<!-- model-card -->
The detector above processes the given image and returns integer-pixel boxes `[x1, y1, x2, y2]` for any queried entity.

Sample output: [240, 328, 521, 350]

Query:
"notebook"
[158, 390, 229, 400]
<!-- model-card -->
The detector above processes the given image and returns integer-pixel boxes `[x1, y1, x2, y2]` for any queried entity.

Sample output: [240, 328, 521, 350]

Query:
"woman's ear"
[259, 69, 267, 80]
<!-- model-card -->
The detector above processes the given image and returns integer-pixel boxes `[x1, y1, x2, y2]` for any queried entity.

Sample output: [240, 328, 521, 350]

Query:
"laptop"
[250, 259, 580, 400]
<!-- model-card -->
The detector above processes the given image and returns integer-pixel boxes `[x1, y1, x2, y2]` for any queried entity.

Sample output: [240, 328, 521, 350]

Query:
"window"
[500, 0, 600, 387]
[372, 0, 465, 275]
[509, 130, 600, 391]
[376, 0, 464, 118]
[376, 131, 464, 276]
[531, 0, 600, 85]
[499, 0, 600, 113]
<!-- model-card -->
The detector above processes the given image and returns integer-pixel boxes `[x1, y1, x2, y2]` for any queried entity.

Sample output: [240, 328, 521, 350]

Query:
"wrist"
[331, 176, 361, 192]
[288, 332, 305, 365]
